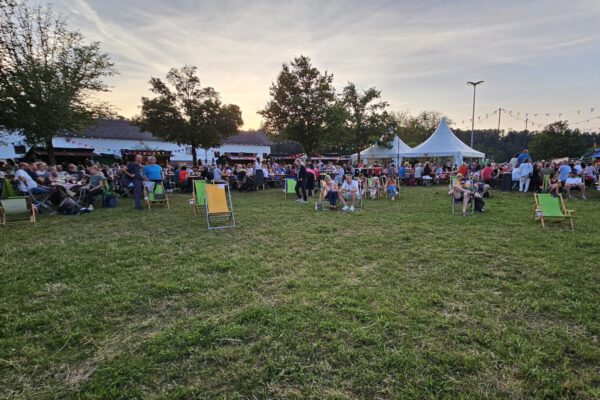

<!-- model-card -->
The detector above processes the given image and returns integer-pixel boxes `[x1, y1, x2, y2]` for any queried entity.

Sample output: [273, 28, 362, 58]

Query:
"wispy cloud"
[47, 0, 600, 130]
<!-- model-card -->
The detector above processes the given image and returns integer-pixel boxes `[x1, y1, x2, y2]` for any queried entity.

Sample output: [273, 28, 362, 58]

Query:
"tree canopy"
[136, 65, 243, 165]
[259, 56, 343, 155]
[0, 0, 116, 163]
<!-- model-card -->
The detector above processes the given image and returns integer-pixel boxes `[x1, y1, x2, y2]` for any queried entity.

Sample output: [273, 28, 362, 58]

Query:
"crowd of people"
[0, 148, 598, 215]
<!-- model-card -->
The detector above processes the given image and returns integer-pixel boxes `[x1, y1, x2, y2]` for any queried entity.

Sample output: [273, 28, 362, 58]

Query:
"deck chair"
[450, 179, 474, 215]
[144, 181, 170, 210]
[284, 178, 296, 199]
[205, 183, 235, 230]
[2, 178, 17, 199]
[1, 196, 36, 225]
[542, 175, 550, 192]
[533, 193, 574, 230]
[192, 179, 206, 216]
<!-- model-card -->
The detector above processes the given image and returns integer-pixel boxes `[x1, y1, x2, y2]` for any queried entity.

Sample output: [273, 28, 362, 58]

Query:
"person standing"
[294, 158, 307, 203]
[123, 154, 144, 209]
[519, 157, 533, 193]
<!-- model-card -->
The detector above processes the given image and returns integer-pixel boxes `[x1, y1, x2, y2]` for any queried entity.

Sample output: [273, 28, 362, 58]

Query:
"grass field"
[1, 186, 599, 399]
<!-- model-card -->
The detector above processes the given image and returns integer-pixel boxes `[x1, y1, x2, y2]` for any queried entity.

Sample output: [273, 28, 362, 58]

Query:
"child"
[386, 178, 399, 200]
[368, 177, 381, 199]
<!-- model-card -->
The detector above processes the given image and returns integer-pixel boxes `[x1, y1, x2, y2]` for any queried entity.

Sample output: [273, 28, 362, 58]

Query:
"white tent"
[402, 118, 484, 165]
[351, 135, 412, 165]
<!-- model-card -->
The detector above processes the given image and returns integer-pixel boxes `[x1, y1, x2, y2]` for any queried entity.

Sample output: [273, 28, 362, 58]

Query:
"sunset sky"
[48, 0, 600, 132]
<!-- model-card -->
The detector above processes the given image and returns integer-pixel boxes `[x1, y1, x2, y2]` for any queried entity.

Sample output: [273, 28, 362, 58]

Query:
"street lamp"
[467, 80, 484, 148]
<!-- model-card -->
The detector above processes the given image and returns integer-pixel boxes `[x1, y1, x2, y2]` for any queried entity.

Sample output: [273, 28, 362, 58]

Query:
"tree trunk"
[191, 145, 197, 166]
[46, 139, 56, 165]
[356, 145, 361, 164]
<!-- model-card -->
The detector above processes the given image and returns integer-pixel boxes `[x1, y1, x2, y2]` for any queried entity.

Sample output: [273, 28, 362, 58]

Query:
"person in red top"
[178, 165, 190, 192]
[481, 164, 494, 183]
[373, 163, 382, 176]
[458, 163, 468, 176]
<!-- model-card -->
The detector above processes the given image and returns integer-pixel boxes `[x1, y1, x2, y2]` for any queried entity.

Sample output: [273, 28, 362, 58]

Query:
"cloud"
[46, 0, 600, 130]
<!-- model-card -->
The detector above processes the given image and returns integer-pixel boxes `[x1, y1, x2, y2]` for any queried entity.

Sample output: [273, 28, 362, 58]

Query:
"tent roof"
[403, 118, 485, 159]
[353, 135, 412, 160]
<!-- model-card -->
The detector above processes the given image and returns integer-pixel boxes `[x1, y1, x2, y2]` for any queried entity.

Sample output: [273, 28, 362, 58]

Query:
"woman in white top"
[519, 158, 533, 192]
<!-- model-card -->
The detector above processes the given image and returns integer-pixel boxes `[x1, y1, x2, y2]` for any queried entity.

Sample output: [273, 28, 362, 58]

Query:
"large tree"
[259, 55, 342, 155]
[528, 121, 586, 160]
[136, 65, 243, 165]
[340, 82, 394, 162]
[0, 0, 116, 163]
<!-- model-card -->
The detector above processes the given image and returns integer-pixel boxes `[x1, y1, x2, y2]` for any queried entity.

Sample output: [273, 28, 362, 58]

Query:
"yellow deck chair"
[1, 197, 36, 225]
[144, 181, 170, 210]
[533, 193, 575, 230]
[205, 183, 235, 229]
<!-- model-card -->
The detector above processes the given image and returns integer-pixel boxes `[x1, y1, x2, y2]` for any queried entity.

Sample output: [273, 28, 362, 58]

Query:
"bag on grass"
[103, 194, 117, 208]
[57, 198, 81, 215]
[474, 196, 486, 212]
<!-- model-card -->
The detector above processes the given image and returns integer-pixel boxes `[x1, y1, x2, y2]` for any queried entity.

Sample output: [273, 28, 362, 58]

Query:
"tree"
[0, 0, 116, 163]
[136, 65, 243, 165]
[259, 55, 341, 155]
[340, 82, 393, 162]
[529, 121, 586, 160]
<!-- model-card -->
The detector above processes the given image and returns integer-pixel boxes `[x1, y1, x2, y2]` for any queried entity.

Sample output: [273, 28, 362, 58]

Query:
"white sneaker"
[87, 204, 94, 211]
[350, 205, 355, 212]
[342, 205, 349, 211]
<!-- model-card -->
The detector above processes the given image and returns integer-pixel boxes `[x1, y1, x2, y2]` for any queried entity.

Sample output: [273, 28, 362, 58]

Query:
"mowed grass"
[1, 186, 599, 399]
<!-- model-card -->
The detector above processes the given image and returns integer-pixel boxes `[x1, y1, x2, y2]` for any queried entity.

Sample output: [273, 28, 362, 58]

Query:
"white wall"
[0, 133, 270, 163]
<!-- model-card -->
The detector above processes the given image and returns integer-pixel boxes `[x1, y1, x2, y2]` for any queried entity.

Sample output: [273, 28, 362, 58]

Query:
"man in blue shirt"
[143, 156, 163, 183]
[557, 162, 572, 183]
[517, 149, 531, 166]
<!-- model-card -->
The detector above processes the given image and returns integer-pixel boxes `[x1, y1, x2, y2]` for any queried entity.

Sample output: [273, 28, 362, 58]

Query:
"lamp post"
[467, 81, 484, 148]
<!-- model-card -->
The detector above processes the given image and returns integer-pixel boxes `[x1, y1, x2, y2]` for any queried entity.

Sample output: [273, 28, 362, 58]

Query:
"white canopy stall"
[351, 135, 412, 165]
[402, 118, 484, 166]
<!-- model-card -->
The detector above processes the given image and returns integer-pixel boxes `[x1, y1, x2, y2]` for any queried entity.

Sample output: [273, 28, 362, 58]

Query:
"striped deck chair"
[284, 178, 296, 199]
[192, 179, 206, 216]
[1, 196, 36, 225]
[533, 193, 574, 230]
[144, 181, 170, 210]
[205, 183, 235, 230]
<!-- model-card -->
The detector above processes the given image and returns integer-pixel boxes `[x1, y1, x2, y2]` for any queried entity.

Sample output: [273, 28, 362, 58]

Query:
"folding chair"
[144, 181, 170, 210]
[1, 196, 36, 225]
[2, 178, 17, 199]
[205, 183, 235, 230]
[450, 178, 474, 215]
[533, 193, 575, 230]
[192, 179, 206, 216]
[284, 178, 296, 199]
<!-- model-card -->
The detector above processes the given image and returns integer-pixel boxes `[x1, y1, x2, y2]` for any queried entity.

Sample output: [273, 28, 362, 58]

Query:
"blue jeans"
[326, 191, 338, 205]
[30, 187, 51, 195]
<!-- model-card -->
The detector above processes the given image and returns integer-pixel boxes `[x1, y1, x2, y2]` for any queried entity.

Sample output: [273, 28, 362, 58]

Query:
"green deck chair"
[2, 178, 16, 199]
[1, 196, 35, 225]
[192, 179, 206, 215]
[542, 174, 550, 192]
[284, 178, 296, 199]
[145, 182, 169, 210]
[533, 193, 574, 230]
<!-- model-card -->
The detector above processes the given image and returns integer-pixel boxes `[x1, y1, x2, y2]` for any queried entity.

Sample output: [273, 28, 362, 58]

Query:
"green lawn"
[1, 187, 599, 399]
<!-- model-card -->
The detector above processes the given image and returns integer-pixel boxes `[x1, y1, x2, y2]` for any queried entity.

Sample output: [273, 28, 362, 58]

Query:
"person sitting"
[319, 175, 339, 210]
[564, 171, 586, 200]
[386, 178, 398, 200]
[547, 172, 560, 197]
[15, 162, 51, 196]
[143, 156, 163, 185]
[368, 176, 381, 199]
[178, 165, 190, 192]
[80, 164, 106, 210]
[339, 174, 360, 212]
[449, 173, 471, 216]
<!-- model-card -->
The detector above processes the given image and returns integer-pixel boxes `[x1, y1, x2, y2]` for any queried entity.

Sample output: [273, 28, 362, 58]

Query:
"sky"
[43, 0, 600, 132]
